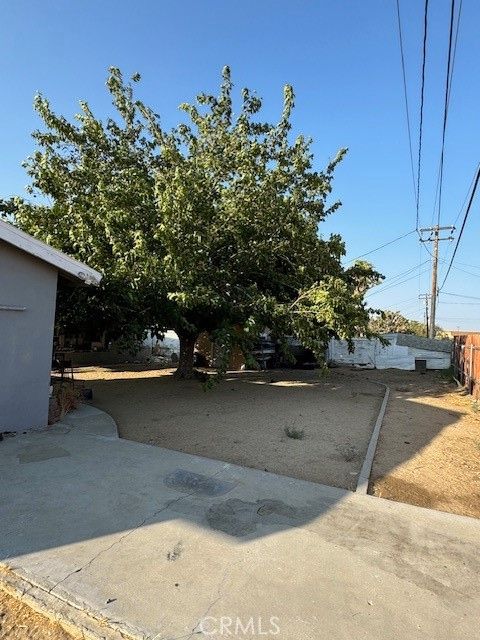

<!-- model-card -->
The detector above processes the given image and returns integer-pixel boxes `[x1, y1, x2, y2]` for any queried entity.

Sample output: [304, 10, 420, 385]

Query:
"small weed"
[338, 444, 357, 462]
[472, 400, 479, 414]
[284, 426, 305, 440]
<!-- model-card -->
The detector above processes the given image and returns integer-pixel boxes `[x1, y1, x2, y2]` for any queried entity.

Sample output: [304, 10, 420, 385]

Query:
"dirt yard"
[74, 365, 480, 517]
[75, 367, 383, 490]
[362, 368, 480, 519]
[0, 590, 73, 640]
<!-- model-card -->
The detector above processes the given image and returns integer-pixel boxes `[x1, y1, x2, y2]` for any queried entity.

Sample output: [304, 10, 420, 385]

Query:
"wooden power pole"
[419, 225, 455, 338]
[419, 293, 430, 337]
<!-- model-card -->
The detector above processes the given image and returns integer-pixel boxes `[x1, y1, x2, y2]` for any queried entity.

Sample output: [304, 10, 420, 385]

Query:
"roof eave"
[0, 219, 102, 286]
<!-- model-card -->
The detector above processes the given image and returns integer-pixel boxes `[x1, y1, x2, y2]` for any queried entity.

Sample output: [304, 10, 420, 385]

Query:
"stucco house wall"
[0, 219, 101, 431]
[0, 240, 58, 429]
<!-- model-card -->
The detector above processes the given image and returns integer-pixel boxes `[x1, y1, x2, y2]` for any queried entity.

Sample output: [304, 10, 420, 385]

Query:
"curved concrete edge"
[52, 404, 119, 440]
[356, 383, 390, 494]
[0, 567, 144, 640]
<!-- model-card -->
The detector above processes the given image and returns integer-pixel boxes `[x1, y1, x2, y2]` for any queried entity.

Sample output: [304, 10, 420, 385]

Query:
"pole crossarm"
[418, 225, 456, 338]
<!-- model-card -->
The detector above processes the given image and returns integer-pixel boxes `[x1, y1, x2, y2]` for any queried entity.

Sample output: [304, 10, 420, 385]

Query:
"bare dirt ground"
[0, 590, 73, 640]
[75, 366, 383, 490]
[75, 365, 480, 517]
[360, 368, 480, 519]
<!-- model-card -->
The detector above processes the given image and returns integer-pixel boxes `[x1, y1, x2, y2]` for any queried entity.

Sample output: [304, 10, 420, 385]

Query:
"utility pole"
[419, 225, 455, 338]
[419, 293, 430, 337]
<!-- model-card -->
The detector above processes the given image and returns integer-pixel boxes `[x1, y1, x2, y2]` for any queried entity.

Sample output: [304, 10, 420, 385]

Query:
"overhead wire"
[439, 161, 479, 279]
[441, 291, 480, 301]
[439, 165, 480, 290]
[395, 0, 417, 205]
[368, 264, 430, 297]
[446, 0, 463, 112]
[384, 296, 419, 310]
[429, 0, 462, 227]
[379, 261, 429, 286]
[415, 0, 429, 231]
[455, 260, 480, 270]
[348, 228, 416, 262]
[435, 0, 457, 226]
[452, 265, 480, 279]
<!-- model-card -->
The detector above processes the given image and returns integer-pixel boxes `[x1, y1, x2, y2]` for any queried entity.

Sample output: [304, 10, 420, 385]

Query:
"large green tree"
[4, 67, 382, 377]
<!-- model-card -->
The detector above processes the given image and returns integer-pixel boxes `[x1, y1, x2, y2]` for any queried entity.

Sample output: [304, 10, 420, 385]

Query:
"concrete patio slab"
[0, 411, 479, 640]
[52, 404, 119, 440]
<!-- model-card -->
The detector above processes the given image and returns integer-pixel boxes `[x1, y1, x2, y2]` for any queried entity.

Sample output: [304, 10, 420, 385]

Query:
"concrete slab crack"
[186, 558, 242, 639]
[150, 557, 242, 640]
[49, 468, 228, 596]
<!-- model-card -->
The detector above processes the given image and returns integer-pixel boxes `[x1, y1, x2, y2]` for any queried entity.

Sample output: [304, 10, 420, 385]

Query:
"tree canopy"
[369, 309, 447, 338]
[3, 67, 383, 377]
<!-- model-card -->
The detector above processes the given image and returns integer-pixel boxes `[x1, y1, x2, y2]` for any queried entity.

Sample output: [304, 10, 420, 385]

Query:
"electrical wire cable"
[446, 0, 463, 112]
[416, 0, 429, 231]
[348, 228, 416, 262]
[384, 296, 419, 310]
[455, 260, 480, 270]
[368, 266, 430, 297]
[439, 161, 479, 279]
[442, 291, 480, 301]
[395, 0, 417, 205]
[452, 265, 480, 278]
[439, 164, 480, 289]
[375, 261, 429, 288]
[436, 0, 457, 226]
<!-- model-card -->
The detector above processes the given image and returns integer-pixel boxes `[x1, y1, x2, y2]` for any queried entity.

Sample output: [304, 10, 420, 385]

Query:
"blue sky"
[1, 0, 479, 330]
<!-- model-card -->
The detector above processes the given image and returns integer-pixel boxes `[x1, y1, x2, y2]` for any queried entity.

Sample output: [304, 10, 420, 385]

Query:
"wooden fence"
[453, 334, 480, 399]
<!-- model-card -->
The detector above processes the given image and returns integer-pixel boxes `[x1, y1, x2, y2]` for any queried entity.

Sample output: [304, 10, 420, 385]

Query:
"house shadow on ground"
[0, 366, 475, 561]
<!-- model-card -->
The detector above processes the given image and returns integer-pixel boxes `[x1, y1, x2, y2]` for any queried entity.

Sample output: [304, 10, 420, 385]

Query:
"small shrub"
[49, 382, 81, 424]
[284, 426, 305, 440]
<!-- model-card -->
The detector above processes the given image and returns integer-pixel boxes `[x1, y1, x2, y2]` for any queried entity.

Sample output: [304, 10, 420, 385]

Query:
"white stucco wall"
[327, 335, 451, 370]
[0, 240, 58, 429]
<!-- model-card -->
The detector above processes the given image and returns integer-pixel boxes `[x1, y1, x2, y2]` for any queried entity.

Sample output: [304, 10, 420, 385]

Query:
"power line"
[436, 0, 457, 226]
[384, 296, 418, 310]
[379, 261, 429, 287]
[416, 0, 429, 231]
[368, 266, 430, 297]
[439, 301, 480, 305]
[442, 291, 480, 301]
[452, 162, 478, 229]
[395, 0, 417, 205]
[452, 265, 480, 279]
[439, 160, 479, 278]
[455, 260, 480, 270]
[446, 0, 463, 112]
[439, 164, 480, 289]
[349, 228, 416, 262]
[396, 301, 426, 314]
[429, 1, 462, 228]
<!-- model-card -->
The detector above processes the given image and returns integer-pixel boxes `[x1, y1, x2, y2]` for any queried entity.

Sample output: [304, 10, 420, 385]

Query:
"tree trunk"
[174, 333, 198, 379]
